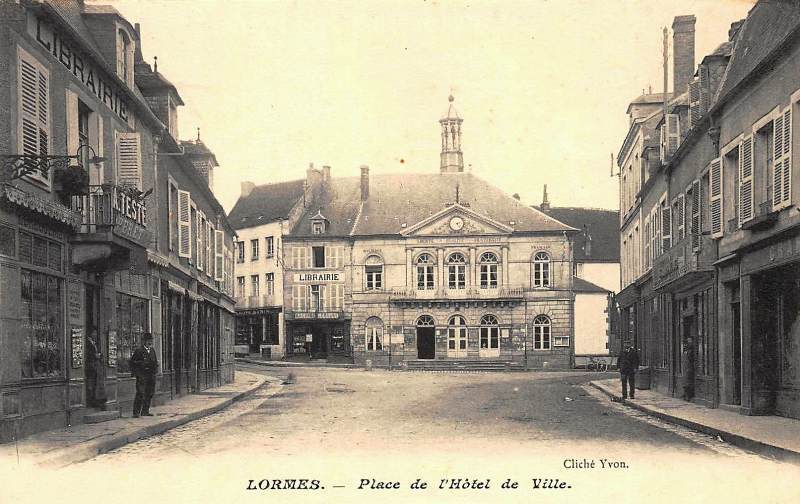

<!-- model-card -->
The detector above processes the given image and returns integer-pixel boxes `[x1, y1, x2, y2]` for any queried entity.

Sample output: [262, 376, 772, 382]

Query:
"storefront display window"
[20, 270, 63, 378]
[116, 292, 148, 373]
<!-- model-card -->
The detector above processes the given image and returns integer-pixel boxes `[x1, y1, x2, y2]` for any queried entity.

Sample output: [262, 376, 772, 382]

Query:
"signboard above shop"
[294, 272, 343, 283]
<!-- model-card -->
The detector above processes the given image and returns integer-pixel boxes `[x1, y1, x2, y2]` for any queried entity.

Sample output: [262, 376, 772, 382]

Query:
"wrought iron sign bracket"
[1, 154, 76, 182]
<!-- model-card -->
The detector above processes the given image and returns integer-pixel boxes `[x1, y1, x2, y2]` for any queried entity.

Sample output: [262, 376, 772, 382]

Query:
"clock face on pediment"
[401, 204, 514, 237]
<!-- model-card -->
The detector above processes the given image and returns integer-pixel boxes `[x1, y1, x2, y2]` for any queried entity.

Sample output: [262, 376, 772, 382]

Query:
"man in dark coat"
[130, 333, 158, 417]
[85, 328, 103, 408]
[618, 342, 640, 400]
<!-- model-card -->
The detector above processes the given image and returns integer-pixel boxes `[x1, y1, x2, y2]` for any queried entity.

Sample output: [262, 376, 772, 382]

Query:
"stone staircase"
[404, 359, 524, 372]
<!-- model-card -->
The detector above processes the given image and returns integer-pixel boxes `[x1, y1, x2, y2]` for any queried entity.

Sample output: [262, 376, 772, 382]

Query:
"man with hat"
[130, 332, 158, 417]
[618, 342, 640, 400]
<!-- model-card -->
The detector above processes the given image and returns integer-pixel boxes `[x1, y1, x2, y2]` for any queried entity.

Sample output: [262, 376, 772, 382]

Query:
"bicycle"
[586, 356, 609, 372]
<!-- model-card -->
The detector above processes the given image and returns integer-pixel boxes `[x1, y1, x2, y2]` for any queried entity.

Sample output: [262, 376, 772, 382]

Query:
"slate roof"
[573, 276, 610, 294]
[536, 207, 620, 262]
[716, 0, 800, 106]
[135, 70, 185, 105]
[290, 172, 576, 237]
[228, 179, 307, 230]
[180, 140, 218, 166]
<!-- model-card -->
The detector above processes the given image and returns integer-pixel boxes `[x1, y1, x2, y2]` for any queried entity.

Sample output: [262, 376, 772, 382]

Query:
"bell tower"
[440, 95, 464, 173]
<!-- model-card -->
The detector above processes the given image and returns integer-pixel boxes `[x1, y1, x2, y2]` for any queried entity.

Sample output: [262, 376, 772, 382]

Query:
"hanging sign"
[107, 330, 118, 367]
[71, 327, 83, 369]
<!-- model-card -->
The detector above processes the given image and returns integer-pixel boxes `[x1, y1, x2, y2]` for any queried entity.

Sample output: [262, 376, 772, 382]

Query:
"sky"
[101, 0, 755, 213]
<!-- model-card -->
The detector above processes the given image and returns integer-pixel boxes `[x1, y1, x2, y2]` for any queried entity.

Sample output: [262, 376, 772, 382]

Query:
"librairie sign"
[294, 272, 342, 283]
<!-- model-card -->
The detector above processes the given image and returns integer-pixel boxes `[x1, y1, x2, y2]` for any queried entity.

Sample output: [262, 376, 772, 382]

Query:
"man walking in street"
[130, 333, 158, 417]
[618, 342, 640, 400]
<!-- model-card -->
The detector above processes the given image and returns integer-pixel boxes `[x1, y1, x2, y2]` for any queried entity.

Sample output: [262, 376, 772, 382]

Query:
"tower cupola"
[439, 95, 464, 173]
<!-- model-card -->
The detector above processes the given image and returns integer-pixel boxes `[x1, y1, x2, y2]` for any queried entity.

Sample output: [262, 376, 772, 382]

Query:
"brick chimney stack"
[672, 15, 696, 94]
[360, 165, 370, 201]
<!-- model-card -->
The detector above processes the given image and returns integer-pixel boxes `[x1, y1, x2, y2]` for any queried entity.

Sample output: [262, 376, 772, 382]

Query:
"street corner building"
[0, 0, 236, 442]
[617, 1, 800, 420]
[231, 97, 580, 370]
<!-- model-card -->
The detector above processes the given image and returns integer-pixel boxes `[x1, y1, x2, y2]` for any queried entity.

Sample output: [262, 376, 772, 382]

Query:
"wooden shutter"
[659, 124, 667, 162]
[709, 158, 723, 238]
[643, 216, 650, 270]
[178, 190, 191, 257]
[206, 221, 213, 274]
[661, 197, 672, 250]
[18, 49, 50, 184]
[65, 89, 79, 155]
[195, 209, 203, 270]
[677, 194, 685, 240]
[666, 114, 681, 157]
[782, 107, 792, 207]
[116, 132, 142, 189]
[739, 136, 754, 224]
[774, 112, 784, 209]
[688, 79, 701, 128]
[691, 180, 701, 250]
[214, 230, 224, 281]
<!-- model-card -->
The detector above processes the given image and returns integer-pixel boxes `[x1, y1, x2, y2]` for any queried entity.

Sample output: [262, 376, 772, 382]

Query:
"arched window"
[416, 253, 435, 290]
[533, 315, 551, 350]
[448, 315, 467, 352]
[416, 315, 435, 326]
[480, 314, 499, 350]
[365, 255, 383, 291]
[117, 29, 131, 84]
[533, 251, 551, 288]
[447, 252, 467, 289]
[365, 317, 383, 351]
[479, 251, 498, 289]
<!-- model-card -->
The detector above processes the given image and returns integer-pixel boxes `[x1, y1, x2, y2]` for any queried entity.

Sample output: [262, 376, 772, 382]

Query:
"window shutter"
[677, 194, 685, 240]
[739, 136, 754, 224]
[215, 230, 224, 281]
[178, 190, 191, 257]
[666, 114, 680, 157]
[659, 124, 667, 162]
[691, 180, 701, 250]
[661, 198, 672, 250]
[206, 221, 213, 275]
[782, 107, 792, 206]
[116, 132, 142, 189]
[65, 89, 79, 155]
[688, 79, 701, 128]
[774, 113, 784, 209]
[709, 158, 723, 238]
[196, 209, 203, 270]
[18, 49, 50, 185]
[643, 216, 650, 270]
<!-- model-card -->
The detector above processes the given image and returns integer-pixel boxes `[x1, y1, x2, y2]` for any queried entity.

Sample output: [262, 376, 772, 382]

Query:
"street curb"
[237, 358, 357, 369]
[37, 373, 269, 469]
[589, 381, 800, 464]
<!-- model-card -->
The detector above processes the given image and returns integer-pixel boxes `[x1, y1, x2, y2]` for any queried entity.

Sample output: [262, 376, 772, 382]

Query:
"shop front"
[235, 308, 281, 357]
[285, 311, 351, 362]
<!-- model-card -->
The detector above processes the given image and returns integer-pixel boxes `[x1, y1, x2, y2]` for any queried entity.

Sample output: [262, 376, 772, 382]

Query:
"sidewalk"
[0, 371, 270, 469]
[591, 378, 800, 463]
[237, 357, 357, 369]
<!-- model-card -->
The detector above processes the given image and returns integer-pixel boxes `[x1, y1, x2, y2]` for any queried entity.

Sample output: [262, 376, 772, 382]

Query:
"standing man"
[130, 333, 158, 417]
[618, 342, 640, 400]
[85, 328, 103, 408]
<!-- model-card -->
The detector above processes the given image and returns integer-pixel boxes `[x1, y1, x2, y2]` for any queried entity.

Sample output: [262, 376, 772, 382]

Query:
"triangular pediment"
[401, 204, 513, 236]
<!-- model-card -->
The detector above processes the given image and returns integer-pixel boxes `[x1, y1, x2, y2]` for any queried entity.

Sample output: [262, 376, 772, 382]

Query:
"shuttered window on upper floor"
[18, 47, 50, 187]
[116, 131, 142, 190]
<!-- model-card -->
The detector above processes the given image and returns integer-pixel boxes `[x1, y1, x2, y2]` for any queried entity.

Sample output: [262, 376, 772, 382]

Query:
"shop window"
[115, 292, 148, 374]
[366, 317, 383, 351]
[479, 252, 498, 288]
[0, 223, 15, 257]
[416, 253, 435, 290]
[533, 252, 550, 288]
[480, 314, 499, 349]
[20, 270, 62, 378]
[533, 315, 551, 350]
[447, 252, 466, 289]
[313, 246, 325, 268]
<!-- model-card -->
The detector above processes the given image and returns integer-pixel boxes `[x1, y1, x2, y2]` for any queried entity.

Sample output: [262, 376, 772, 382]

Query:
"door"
[447, 315, 468, 358]
[732, 302, 742, 405]
[682, 315, 697, 401]
[417, 327, 435, 359]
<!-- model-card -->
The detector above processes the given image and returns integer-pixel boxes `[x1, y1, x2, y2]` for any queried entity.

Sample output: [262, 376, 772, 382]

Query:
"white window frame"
[533, 315, 552, 350]
[533, 251, 551, 288]
[365, 317, 383, 351]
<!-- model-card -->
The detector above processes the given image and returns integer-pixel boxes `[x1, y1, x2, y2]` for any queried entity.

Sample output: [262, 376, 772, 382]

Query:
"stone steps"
[83, 410, 120, 424]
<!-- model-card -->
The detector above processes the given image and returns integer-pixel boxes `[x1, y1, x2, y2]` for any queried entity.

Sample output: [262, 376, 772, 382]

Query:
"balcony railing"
[71, 184, 150, 247]
[389, 285, 525, 301]
[653, 234, 715, 291]
[235, 294, 279, 309]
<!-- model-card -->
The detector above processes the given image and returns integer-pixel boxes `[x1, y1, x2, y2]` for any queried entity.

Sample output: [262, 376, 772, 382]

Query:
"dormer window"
[116, 27, 134, 86]
[310, 209, 328, 235]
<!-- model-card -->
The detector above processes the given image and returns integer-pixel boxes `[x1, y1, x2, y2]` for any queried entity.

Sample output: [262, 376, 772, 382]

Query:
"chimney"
[360, 165, 370, 201]
[240, 181, 255, 198]
[672, 15, 696, 94]
[540, 184, 550, 212]
[322, 165, 331, 182]
[306, 162, 322, 189]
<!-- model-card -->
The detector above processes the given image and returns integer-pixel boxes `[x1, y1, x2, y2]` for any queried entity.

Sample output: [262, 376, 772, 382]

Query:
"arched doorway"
[447, 315, 468, 358]
[416, 315, 436, 359]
